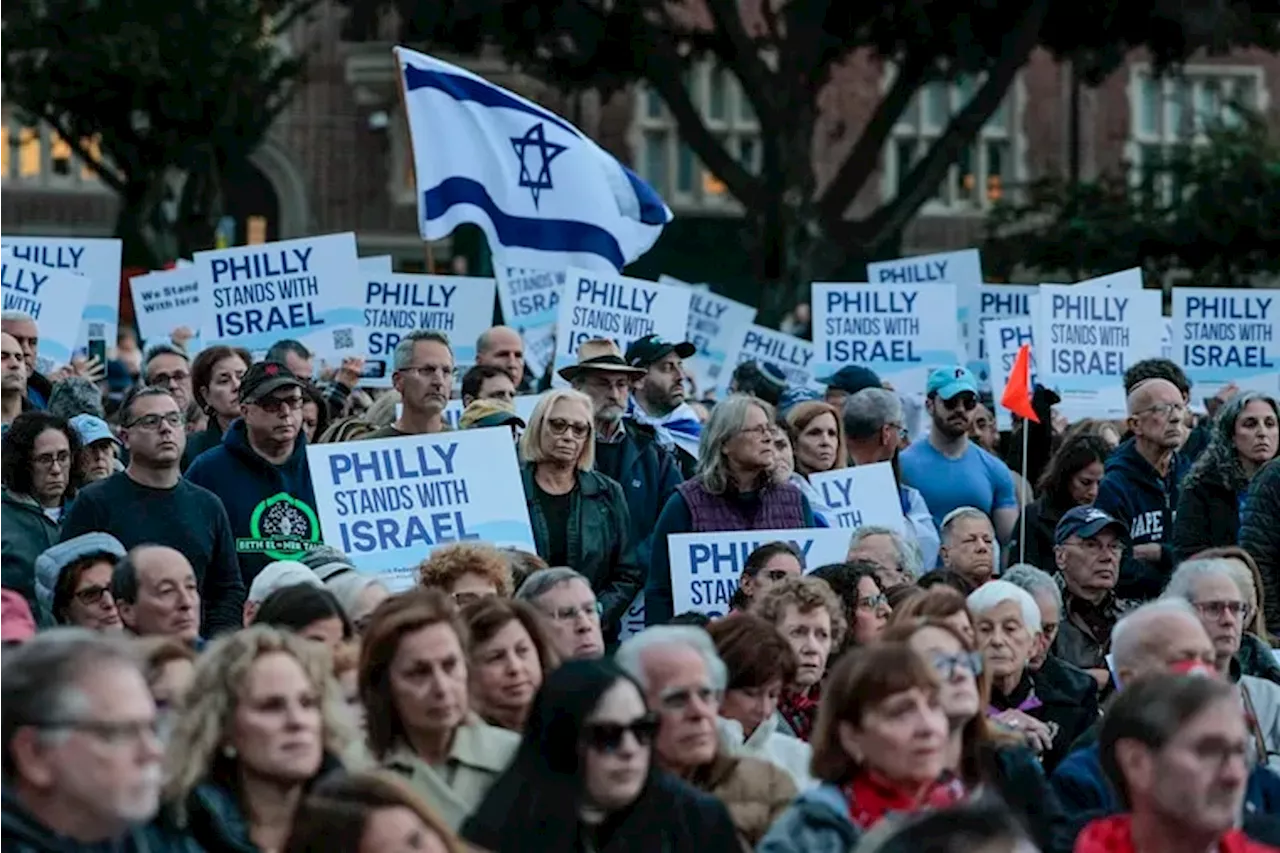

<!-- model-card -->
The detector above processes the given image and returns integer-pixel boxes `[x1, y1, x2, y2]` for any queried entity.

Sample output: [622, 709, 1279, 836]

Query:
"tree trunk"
[114, 182, 167, 271]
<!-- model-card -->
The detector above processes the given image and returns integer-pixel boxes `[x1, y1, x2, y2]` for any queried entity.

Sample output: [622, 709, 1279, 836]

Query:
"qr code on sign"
[332, 328, 355, 350]
[88, 323, 105, 339]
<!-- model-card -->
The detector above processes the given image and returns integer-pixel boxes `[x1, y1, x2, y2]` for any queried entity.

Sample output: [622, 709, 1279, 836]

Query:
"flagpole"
[1019, 414, 1030, 565]
[393, 46, 436, 274]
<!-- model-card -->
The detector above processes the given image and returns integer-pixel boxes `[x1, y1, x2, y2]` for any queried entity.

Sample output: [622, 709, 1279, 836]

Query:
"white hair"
[848, 525, 924, 580]
[615, 626, 728, 693]
[247, 561, 322, 605]
[1, 310, 36, 325]
[966, 580, 1042, 634]
[514, 567, 592, 603]
[940, 506, 993, 544]
[1110, 598, 1203, 671]
[1002, 564, 1064, 611]
[1164, 558, 1255, 610]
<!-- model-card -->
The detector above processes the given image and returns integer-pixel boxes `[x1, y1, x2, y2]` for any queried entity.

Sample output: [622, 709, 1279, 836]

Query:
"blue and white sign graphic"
[866, 249, 983, 286]
[807, 462, 906, 533]
[0, 257, 92, 371]
[718, 324, 820, 398]
[685, 291, 756, 396]
[967, 285, 1038, 391]
[496, 265, 563, 378]
[1173, 289, 1279, 396]
[129, 269, 202, 350]
[984, 318, 1037, 431]
[1, 236, 122, 355]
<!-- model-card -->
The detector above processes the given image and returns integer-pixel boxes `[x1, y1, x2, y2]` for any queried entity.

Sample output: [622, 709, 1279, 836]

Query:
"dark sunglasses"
[582, 714, 659, 754]
[941, 394, 978, 411]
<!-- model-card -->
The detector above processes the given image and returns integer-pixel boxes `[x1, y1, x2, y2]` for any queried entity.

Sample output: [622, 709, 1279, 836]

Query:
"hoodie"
[1093, 438, 1178, 600]
[185, 419, 319, 585]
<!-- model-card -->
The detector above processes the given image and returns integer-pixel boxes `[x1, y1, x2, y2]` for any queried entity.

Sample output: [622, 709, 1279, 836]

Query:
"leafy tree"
[3, 0, 317, 268]
[984, 111, 1280, 287]
[341, 0, 1277, 319]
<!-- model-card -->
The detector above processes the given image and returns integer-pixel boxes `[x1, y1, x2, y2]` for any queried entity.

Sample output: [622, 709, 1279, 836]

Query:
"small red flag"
[1001, 343, 1039, 423]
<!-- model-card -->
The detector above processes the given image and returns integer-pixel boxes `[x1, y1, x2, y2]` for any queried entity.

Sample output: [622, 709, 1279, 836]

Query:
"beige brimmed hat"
[557, 338, 648, 382]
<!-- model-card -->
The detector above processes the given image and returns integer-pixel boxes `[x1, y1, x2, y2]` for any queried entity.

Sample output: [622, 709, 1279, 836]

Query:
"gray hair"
[847, 525, 923, 579]
[1164, 557, 1255, 610]
[142, 342, 189, 372]
[697, 394, 774, 494]
[2, 629, 143, 777]
[264, 339, 311, 364]
[940, 507, 993, 544]
[1, 310, 36, 325]
[616, 625, 729, 693]
[1110, 598, 1203, 672]
[515, 567, 592, 604]
[48, 376, 106, 420]
[966, 580, 1042, 634]
[1002, 564, 1064, 611]
[843, 387, 902, 441]
[393, 330, 453, 371]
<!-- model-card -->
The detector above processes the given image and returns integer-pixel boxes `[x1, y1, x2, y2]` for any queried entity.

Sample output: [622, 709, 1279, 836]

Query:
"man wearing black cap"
[1052, 505, 1138, 689]
[186, 360, 321, 585]
[820, 364, 883, 412]
[624, 334, 701, 477]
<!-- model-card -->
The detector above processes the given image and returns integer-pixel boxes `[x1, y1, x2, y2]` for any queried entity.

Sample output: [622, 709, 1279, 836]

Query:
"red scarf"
[777, 684, 821, 741]
[1074, 815, 1279, 853]
[842, 770, 968, 830]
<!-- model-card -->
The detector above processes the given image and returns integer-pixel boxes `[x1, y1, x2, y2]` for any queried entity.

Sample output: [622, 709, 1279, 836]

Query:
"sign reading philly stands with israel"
[0, 257, 92, 371]
[0, 236, 123, 355]
[1172, 288, 1279, 396]
[307, 429, 536, 590]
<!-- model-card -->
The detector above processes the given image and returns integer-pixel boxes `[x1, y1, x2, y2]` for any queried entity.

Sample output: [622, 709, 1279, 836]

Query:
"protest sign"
[1161, 318, 1173, 361]
[813, 283, 960, 397]
[1070, 268, 1143, 291]
[1038, 283, 1162, 419]
[807, 462, 906, 532]
[1173, 289, 1278, 396]
[359, 255, 393, 274]
[667, 528, 854, 618]
[552, 268, 691, 385]
[658, 273, 711, 293]
[985, 317, 1038, 431]
[437, 393, 542, 430]
[361, 274, 496, 388]
[195, 232, 363, 363]
[1, 236, 123, 355]
[866, 249, 983, 286]
[129, 269, 202, 348]
[685, 291, 756, 397]
[966, 285, 1038, 390]
[307, 428, 536, 590]
[718, 324, 820, 397]
[496, 266, 563, 378]
[0, 257, 92, 371]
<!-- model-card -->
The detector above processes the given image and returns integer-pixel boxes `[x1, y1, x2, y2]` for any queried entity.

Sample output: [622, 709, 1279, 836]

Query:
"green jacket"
[1, 487, 62, 624]
[520, 464, 641, 637]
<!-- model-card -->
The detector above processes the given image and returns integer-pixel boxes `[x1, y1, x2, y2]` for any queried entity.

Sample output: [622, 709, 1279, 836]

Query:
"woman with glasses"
[1, 411, 84, 621]
[729, 541, 804, 613]
[1007, 433, 1113, 572]
[519, 389, 639, 647]
[461, 658, 741, 853]
[1175, 392, 1280, 561]
[34, 531, 126, 628]
[809, 561, 893, 650]
[461, 597, 558, 732]
[417, 541, 514, 605]
[647, 395, 816, 625]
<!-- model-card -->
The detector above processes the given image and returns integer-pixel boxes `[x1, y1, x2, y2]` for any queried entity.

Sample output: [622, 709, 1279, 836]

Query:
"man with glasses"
[515, 567, 606, 660]
[362, 330, 454, 438]
[187, 361, 320, 586]
[61, 386, 245, 635]
[1095, 377, 1188, 601]
[142, 343, 193, 411]
[900, 366, 1018, 544]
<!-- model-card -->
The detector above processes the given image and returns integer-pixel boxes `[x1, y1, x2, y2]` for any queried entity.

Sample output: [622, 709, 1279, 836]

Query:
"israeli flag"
[395, 47, 673, 272]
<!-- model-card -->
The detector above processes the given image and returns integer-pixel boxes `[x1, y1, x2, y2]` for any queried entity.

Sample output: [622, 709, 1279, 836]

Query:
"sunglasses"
[547, 418, 591, 439]
[941, 394, 978, 412]
[581, 714, 659, 754]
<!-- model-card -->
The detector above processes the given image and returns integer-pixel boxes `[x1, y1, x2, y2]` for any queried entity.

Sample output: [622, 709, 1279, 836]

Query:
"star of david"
[510, 122, 567, 209]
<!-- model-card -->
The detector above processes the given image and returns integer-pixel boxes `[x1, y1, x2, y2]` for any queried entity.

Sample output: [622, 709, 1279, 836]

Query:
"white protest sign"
[438, 393, 542, 431]
[359, 255, 393, 274]
[552, 268, 691, 385]
[360, 274, 496, 388]
[129, 269, 202, 348]
[1038, 283, 1162, 419]
[685, 291, 756, 397]
[812, 283, 960, 398]
[496, 266, 563, 379]
[718, 324, 820, 397]
[866, 249, 983, 287]
[1068, 268, 1143, 291]
[985, 317, 1038, 431]
[306, 428, 536, 591]
[967, 285, 1039, 391]
[667, 528, 854, 619]
[195, 232, 363, 363]
[807, 462, 906, 532]
[1161, 318, 1173, 360]
[1173, 289, 1279, 396]
[1, 236, 123, 354]
[0, 257, 92, 371]
[658, 273, 712, 293]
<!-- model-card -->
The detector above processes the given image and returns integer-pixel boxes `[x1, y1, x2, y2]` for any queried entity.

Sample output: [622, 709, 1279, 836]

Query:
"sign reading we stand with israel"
[194, 232, 363, 364]
[360, 274, 496, 388]
[496, 266, 563, 378]
[1, 236, 123, 355]
[0, 257, 92, 372]
[812, 282, 960, 398]
[717, 324, 820, 397]
[807, 462, 906, 532]
[552, 268, 691, 385]
[667, 528, 854, 619]
[683, 290, 756, 396]
[129, 269, 202, 349]
[307, 428, 536, 590]
[985, 316, 1038, 431]
[1172, 289, 1279, 396]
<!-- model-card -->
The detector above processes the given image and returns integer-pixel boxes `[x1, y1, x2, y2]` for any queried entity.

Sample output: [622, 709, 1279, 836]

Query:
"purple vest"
[677, 478, 807, 532]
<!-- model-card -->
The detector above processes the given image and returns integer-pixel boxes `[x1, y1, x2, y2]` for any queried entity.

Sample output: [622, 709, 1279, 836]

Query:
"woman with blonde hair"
[784, 400, 846, 526]
[159, 626, 355, 853]
[284, 769, 463, 853]
[519, 388, 638, 645]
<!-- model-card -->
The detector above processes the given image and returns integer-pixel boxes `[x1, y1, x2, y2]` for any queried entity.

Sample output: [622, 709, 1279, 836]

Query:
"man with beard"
[563, 339, 683, 568]
[900, 366, 1018, 542]
[1, 332, 28, 428]
[361, 330, 454, 437]
[624, 334, 700, 475]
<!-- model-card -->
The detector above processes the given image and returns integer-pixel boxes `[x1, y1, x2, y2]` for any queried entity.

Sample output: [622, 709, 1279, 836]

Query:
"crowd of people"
[2, 302, 1279, 853]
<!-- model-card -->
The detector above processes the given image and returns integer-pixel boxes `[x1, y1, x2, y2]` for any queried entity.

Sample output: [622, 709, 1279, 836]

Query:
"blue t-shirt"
[899, 439, 1018, 527]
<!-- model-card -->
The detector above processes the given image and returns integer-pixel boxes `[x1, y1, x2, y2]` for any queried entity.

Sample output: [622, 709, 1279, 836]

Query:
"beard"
[595, 403, 624, 424]
[934, 411, 969, 439]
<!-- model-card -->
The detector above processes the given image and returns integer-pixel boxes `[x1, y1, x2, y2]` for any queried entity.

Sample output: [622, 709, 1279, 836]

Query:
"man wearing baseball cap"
[187, 361, 321, 585]
[623, 334, 700, 474]
[819, 364, 882, 411]
[900, 365, 1019, 544]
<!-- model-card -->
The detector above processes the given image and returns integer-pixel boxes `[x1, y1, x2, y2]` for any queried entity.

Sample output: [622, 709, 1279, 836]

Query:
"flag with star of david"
[395, 47, 674, 272]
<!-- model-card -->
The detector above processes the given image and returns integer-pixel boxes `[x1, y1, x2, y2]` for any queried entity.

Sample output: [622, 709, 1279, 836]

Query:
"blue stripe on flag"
[403, 64, 581, 140]
[621, 163, 672, 226]
[423, 178, 626, 270]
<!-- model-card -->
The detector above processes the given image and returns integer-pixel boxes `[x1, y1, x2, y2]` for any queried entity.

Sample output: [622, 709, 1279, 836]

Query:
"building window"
[1, 116, 107, 190]
[633, 63, 760, 212]
[883, 75, 1022, 213]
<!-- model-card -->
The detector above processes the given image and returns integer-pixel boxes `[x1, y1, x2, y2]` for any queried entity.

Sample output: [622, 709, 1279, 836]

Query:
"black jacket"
[1093, 438, 1179, 600]
[1, 788, 198, 853]
[1006, 495, 1064, 573]
[1173, 415, 1255, 561]
[596, 421, 684, 571]
[1242, 460, 1280, 632]
[991, 669, 1096, 774]
[979, 744, 1072, 853]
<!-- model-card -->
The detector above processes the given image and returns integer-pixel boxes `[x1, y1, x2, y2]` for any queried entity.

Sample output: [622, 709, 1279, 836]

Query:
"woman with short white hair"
[967, 580, 1094, 772]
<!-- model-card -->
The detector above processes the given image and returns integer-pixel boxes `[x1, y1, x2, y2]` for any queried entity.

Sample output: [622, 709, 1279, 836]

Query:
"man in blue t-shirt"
[900, 366, 1019, 542]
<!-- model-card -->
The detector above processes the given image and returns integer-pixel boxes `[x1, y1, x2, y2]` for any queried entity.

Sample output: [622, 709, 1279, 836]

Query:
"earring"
[222, 745, 237, 759]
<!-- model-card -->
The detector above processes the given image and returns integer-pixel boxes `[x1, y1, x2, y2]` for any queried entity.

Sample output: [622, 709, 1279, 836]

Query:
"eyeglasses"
[126, 412, 185, 431]
[738, 423, 772, 438]
[886, 422, 908, 440]
[400, 364, 454, 378]
[1193, 600, 1252, 620]
[941, 394, 978, 412]
[581, 714, 659, 753]
[856, 593, 890, 611]
[547, 418, 591, 439]
[148, 369, 190, 387]
[930, 651, 984, 679]
[1070, 537, 1125, 558]
[35, 717, 160, 746]
[73, 584, 114, 608]
[545, 600, 602, 622]
[253, 395, 304, 415]
[453, 590, 496, 607]
[32, 450, 72, 469]
[1139, 402, 1187, 420]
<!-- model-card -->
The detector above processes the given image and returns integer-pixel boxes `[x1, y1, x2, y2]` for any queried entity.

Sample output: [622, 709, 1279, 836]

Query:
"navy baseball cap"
[819, 365, 882, 396]
[1055, 506, 1128, 546]
[927, 366, 979, 400]
[625, 334, 696, 369]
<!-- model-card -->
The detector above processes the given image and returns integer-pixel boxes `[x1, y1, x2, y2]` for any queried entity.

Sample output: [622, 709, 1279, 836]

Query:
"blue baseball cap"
[69, 414, 120, 447]
[1054, 506, 1129, 546]
[778, 386, 821, 418]
[819, 365, 882, 396]
[926, 366, 979, 401]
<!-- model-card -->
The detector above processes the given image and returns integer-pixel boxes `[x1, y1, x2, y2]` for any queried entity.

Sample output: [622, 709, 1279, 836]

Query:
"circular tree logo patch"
[236, 492, 321, 560]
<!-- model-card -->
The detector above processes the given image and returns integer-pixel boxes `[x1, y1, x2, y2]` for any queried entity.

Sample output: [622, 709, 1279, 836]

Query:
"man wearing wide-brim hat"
[560, 339, 684, 570]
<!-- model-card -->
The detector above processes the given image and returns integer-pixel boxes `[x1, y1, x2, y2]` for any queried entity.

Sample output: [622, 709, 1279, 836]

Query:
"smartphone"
[87, 338, 107, 365]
